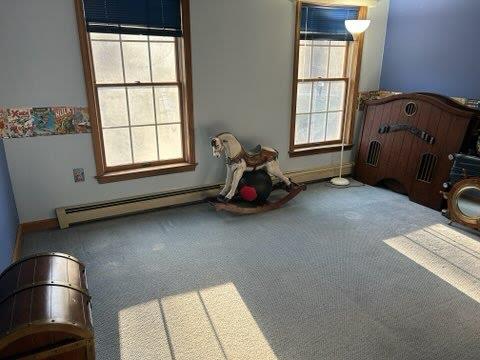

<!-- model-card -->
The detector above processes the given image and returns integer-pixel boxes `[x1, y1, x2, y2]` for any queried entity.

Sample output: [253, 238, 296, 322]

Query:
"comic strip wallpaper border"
[0, 106, 90, 138]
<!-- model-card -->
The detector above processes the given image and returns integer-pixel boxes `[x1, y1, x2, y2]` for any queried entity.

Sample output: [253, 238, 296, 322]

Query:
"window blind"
[301, 5, 359, 41]
[83, 0, 182, 37]
[304, 0, 377, 7]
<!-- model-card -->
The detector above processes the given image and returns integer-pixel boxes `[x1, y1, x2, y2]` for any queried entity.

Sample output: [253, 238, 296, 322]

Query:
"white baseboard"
[56, 162, 354, 229]
[288, 162, 354, 183]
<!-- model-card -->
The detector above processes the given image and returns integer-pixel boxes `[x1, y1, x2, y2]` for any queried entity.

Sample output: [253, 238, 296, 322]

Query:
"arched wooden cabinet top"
[365, 92, 480, 117]
[355, 92, 480, 210]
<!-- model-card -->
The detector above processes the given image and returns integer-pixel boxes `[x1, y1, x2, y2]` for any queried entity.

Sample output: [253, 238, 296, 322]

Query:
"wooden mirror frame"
[445, 178, 480, 231]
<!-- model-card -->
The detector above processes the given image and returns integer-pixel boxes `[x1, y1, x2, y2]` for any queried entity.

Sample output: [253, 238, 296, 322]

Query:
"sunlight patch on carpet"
[118, 300, 172, 360]
[198, 283, 277, 360]
[118, 283, 277, 360]
[384, 223, 480, 303]
[161, 290, 225, 359]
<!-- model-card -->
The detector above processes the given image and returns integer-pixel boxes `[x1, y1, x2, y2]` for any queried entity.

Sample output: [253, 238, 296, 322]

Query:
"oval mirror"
[457, 186, 480, 218]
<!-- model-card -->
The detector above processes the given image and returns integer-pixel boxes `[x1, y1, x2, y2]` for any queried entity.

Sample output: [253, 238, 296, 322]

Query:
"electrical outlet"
[73, 168, 85, 183]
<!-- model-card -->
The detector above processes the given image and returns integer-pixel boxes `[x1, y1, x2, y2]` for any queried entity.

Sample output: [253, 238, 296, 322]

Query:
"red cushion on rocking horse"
[240, 185, 257, 202]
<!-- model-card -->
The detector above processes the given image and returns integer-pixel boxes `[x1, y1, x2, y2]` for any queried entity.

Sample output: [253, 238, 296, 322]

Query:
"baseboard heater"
[56, 163, 354, 229]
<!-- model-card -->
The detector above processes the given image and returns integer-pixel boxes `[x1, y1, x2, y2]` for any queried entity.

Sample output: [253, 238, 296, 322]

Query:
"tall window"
[296, 39, 349, 145]
[290, 3, 366, 156]
[75, 0, 195, 183]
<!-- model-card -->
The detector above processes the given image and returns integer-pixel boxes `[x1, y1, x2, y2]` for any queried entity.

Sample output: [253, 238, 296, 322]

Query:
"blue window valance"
[301, 5, 359, 41]
[82, 0, 182, 37]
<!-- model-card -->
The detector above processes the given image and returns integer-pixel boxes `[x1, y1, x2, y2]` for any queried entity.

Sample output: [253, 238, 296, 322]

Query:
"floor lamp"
[330, 18, 371, 187]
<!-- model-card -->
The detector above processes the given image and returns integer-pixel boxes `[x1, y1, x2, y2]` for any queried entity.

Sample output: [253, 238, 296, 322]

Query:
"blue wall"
[0, 140, 18, 271]
[380, 0, 479, 99]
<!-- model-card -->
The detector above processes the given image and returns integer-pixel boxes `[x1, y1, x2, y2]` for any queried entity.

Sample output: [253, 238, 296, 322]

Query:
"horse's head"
[211, 132, 239, 158]
[211, 136, 225, 158]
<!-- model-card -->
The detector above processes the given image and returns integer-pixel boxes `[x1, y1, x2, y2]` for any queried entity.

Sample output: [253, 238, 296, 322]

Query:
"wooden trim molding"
[22, 219, 59, 234]
[289, 2, 367, 156]
[74, 0, 196, 183]
[289, 1, 303, 153]
[290, 144, 354, 157]
[11, 219, 59, 262]
[96, 162, 197, 183]
[343, 6, 367, 145]
[75, 0, 104, 178]
[12, 225, 23, 262]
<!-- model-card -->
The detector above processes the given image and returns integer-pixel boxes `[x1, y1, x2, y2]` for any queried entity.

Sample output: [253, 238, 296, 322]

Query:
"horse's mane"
[215, 132, 235, 139]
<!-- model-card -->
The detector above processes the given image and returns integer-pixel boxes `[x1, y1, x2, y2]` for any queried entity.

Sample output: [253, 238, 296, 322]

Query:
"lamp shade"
[345, 19, 371, 35]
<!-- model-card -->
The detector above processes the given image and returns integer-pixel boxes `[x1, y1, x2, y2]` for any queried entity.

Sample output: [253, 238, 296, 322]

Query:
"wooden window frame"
[289, 1, 367, 158]
[75, 0, 196, 183]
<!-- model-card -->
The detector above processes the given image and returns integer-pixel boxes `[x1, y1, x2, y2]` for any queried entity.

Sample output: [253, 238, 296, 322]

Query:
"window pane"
[132, 126, 158, 163]
[330, 41, 347, 46]
[121, 34, 148, 41]
[91, 41, 123, 83]
[90, 33, 120, 40]
[326, 112, 343, 141]
[313, 40, 329, 46]
[310, 113, 326, 143]
[294, 114, 309, 144]
[103, 128, 132, 166]
[98, 88, 128, 127]
[155, 87, 181, 124]
[149, 35, 175, 42]
[312, 81, 329, 113]
[298, 45, 311, 79]
[328, 46, 346, 78]
[329, 81, 346, 111]
[300, 40, 312, 46]
[311, 47, 328, 78]
[158, 124, 183, 160]
[151, 42, 177, 82]
[123, 42, 151, 83]
[128, 87, 155, 125]
[296, 82, 312, 114]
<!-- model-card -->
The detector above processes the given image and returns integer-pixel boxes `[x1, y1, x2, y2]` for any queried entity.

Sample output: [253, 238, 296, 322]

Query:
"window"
[75, 0, 195, 183]
[290, 3, 367, 157]
[295, 40, 349, 145]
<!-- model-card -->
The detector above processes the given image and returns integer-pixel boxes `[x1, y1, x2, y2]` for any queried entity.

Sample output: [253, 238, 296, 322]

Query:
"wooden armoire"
[355, 93, 480, 210]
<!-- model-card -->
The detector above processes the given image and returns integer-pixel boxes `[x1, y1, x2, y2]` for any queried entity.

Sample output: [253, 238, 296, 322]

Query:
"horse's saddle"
[229, 145, 278, 168]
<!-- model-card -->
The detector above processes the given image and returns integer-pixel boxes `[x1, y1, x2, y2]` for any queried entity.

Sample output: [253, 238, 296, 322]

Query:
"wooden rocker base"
[208, 182, 306, 214]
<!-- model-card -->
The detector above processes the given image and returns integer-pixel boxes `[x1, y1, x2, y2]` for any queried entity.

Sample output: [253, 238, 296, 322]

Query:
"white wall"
[1, 0, 389, 222]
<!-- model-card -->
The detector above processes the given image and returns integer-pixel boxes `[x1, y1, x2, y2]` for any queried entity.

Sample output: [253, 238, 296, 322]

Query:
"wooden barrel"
[0, 253, 94, 359]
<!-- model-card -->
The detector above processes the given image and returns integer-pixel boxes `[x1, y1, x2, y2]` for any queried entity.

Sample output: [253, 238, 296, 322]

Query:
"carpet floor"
[21, 181, 480, 360]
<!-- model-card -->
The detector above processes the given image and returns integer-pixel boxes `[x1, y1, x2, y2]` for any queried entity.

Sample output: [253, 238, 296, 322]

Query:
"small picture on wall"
[73, 168, 86, 183]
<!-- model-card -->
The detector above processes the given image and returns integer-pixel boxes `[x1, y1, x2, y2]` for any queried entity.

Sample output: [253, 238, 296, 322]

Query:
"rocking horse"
[209, 132, 306, 214]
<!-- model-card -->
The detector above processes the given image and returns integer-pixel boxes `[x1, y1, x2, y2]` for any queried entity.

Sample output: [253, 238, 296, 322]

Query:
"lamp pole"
[330, 18, 370, 187]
